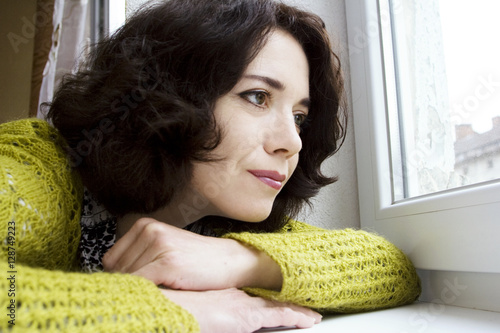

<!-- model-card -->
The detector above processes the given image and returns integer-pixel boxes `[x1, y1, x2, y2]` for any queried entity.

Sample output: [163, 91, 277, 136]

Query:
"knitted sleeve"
[223, 220, 421, 313]
[0, 119, 198, 332]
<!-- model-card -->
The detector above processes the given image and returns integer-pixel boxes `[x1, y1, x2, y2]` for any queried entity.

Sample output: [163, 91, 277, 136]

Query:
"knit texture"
[0, 119, 420, 331]
[225, 221, 421, 313]
[0, 261, 197, 332]
[0, 119, 82, 271]
[0, 119, 199, 332]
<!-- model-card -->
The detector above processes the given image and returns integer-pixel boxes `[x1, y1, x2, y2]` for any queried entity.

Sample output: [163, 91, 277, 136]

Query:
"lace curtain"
[32, 0, 89, 119]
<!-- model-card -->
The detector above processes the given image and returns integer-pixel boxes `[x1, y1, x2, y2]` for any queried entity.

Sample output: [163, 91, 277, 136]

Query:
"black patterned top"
[79, 188, 117, 272]
[78, 188, 217, 272]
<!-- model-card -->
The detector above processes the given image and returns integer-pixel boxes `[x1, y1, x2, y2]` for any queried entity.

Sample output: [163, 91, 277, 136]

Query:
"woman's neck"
[116, 187, 219, 240]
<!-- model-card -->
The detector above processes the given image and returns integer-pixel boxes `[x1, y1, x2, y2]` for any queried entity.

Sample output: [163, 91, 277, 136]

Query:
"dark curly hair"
[46, 0, 346, 232]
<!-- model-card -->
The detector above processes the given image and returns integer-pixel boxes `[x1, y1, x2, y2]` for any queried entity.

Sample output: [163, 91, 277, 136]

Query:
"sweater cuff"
[223, 227, 421, 313]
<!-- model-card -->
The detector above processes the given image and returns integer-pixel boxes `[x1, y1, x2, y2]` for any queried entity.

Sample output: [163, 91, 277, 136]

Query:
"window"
[345, 0, 500, 279]
[387, 0, 500, 200]
[90, 0, 126, 43]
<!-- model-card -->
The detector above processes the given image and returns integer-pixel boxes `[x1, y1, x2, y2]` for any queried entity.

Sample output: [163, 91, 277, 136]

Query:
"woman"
[0, 0, 420, 332]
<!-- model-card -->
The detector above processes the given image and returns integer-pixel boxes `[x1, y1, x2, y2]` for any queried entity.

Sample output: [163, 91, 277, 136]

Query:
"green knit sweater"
[0, 119, 420, 332]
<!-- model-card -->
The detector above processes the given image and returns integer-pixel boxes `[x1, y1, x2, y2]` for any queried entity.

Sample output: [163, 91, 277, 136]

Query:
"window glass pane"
[388, 0, 500, 200]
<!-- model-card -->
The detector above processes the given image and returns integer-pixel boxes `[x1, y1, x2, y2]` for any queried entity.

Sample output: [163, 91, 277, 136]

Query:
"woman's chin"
[228, 210, 272, 223]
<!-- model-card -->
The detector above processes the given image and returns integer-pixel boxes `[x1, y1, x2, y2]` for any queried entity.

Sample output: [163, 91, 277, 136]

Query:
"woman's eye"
[241, 91, 268, 106]
[294, 113, 307, 127]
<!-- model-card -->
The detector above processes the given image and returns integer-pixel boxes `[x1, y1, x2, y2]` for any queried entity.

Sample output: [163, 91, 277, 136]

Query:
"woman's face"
[189, 29, 310, 222]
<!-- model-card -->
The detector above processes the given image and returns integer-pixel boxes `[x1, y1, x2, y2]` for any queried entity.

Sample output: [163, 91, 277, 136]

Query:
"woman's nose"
[262, 112, 302, 158]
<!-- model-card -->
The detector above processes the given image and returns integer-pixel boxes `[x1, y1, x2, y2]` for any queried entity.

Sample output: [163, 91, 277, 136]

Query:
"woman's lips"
[248, 170, 286, 190]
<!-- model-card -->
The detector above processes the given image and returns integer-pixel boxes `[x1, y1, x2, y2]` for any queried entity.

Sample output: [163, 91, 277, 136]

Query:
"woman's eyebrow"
[243, 74, 311, 108]
[244, 74, 285, 91]
[300, 97, 311, 109]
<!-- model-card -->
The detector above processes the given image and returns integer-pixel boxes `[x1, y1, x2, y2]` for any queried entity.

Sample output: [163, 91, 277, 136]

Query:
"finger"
[102, 218, 155, 271]
[130, 236, 205, 289]
[259, 306, 317, 330]
[276, 302, 322, 324]
[254, 297, 322, 325]
[131, 259, 176, 287]
[249, 296, 321, 330]
[125, 223, 193, 274]
[112, 221, 173, 272]
[131, 262, 165, 286]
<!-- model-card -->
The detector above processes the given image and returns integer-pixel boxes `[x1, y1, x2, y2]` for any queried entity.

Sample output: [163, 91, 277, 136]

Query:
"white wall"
[284, 0, 359, 230]
[126, 0, 360, 230]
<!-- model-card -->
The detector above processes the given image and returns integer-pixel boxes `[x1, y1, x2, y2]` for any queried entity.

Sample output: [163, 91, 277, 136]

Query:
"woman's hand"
[103, 218, 283, 291]
[162, 288, 321, 333]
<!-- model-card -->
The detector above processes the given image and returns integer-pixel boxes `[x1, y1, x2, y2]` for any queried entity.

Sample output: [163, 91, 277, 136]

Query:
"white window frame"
[345, 0, 500, 275]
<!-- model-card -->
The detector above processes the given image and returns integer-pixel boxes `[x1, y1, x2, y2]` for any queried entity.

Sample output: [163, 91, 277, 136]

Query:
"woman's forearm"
[229, 239, 283, 290]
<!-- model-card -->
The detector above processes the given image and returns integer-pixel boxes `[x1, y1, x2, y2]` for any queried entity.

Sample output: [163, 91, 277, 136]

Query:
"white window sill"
[258, 302, 500, 332]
